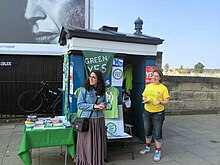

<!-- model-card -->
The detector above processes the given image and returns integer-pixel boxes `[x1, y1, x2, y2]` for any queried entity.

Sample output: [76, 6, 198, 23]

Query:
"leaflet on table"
[44, 126, 65, 129]
[33, 124, 44, 130]
[33, 124, 65, 129]
[26, 128, 32, 131]
[51, 119, 60, 124]
[53, 123, 63, 127]
[107, 132, 132, 138]
[27, 115, 37, 122]
[54, 116, 67, 122]
[63, 121, 72, 128]
[35, 120, 44, 125]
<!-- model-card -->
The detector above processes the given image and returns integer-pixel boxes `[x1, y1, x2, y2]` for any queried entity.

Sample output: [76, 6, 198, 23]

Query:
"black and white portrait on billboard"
[0, 0, 86, 44]
[24, 0, 85, 44]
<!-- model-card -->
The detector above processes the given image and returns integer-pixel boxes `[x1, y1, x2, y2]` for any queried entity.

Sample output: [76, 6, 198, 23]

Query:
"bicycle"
[17, 81, 63, 115]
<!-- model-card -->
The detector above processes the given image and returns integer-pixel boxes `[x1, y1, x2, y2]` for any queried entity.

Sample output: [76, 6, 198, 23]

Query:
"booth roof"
[59, 26, 164, 46]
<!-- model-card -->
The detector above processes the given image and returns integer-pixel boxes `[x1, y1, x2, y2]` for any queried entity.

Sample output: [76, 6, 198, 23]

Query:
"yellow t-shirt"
[142, 83, 170, 113]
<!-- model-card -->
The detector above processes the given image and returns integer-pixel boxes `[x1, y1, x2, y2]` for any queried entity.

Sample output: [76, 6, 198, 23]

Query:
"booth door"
[130, 56, 156, 141]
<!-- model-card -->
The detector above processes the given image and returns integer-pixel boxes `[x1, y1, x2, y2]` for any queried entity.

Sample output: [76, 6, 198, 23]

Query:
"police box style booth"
[59, 23, 164, 140]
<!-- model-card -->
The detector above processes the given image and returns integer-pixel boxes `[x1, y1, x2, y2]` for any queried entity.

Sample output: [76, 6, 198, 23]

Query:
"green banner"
[62, 53, 69, 118]
[82, 50, 114, 78]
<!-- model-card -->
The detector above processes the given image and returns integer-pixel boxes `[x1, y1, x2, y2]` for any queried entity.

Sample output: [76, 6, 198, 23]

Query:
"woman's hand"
[142, 96, 147, 102]
[99, 102, 105, 111]
[94, 102, 105, 111]
[152, 100, 160, 106]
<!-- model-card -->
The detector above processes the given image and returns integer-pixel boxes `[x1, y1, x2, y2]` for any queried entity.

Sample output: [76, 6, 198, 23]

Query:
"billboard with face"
[0, 0, 92, 55]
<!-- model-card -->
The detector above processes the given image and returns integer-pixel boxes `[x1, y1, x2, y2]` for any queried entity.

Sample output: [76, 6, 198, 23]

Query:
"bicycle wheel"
[53, 99, 62, 114]
[17, 90, 43, 113]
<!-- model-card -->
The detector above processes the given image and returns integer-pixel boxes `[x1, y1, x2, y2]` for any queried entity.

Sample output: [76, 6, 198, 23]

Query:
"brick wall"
[163, 76, 220, 115]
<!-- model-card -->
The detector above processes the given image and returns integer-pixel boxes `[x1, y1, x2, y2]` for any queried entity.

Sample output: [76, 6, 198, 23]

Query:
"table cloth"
[18, 127, 75, 165]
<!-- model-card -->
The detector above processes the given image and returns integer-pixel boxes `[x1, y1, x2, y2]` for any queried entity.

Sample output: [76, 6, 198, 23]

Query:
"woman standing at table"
[74, 70, 106, 165]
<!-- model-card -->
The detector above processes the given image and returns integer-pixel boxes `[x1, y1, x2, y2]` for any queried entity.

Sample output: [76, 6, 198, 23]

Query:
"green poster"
[82, 50, 114, 78]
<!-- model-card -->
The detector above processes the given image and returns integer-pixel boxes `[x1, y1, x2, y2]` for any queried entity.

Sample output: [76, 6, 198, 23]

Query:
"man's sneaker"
[154, 150, 162, 161]
[139, 146, 150, 155]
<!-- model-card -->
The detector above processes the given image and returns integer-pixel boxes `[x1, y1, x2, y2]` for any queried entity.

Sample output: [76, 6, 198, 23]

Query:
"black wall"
[0, 55, 63, 118]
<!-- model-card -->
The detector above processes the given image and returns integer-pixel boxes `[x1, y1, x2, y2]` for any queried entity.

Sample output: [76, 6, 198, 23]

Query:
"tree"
[164, 63, 169, 71]
[194, 62, 205, 74]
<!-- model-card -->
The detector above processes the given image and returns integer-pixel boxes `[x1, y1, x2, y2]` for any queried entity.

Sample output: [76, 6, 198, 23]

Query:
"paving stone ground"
[0, 114, 219, 165]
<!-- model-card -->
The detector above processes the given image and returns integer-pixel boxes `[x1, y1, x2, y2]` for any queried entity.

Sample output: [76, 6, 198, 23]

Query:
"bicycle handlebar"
[58, 88, 64, 92]
[41, 81, 48, 86]
[41, 81, 63, 94]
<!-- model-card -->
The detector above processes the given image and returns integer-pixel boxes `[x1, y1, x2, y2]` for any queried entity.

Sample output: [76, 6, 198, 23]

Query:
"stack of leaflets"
[27, 116, 70, 130]
[51, 118, 63, 127]
[33, 124, 44, 130]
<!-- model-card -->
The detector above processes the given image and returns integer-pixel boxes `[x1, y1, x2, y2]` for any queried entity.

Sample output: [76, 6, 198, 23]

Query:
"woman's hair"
[153, 69, 163, 83]
[83, 70, 106, 96]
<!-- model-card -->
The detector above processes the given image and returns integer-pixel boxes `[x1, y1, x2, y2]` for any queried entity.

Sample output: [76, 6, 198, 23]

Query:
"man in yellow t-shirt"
[139, 69, 170, 162]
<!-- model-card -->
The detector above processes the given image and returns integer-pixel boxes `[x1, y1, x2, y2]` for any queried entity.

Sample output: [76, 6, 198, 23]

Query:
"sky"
[93, 0, 220, 69]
